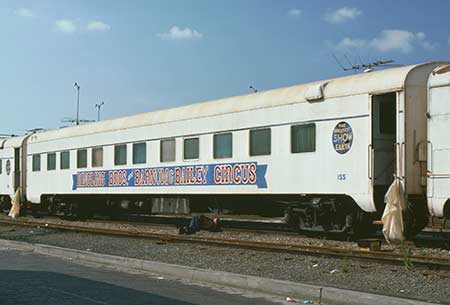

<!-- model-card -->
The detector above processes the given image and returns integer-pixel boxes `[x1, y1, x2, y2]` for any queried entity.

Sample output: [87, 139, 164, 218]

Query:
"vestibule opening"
[371, 92, 397, 213]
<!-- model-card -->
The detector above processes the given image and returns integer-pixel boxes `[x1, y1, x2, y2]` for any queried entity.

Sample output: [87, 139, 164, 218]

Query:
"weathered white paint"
[0, 62, 447, 217]
[427, 67, 450, 217]
[0, 135, 27, 198]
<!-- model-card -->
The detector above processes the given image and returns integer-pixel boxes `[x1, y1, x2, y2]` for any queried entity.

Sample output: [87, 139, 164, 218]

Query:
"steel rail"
[1, 218, 450, 270]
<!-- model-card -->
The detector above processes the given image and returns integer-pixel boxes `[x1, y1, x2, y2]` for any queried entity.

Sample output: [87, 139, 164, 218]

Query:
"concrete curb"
[0, 239, 439, 305]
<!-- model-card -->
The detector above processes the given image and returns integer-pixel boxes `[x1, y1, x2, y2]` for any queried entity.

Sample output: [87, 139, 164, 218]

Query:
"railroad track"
[1, 218, 450, 270]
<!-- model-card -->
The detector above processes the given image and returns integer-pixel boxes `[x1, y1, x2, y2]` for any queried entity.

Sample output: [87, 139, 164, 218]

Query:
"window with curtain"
[47, 153, 56, 170]
[184, 138, 199, 160]
[60, 151, 70, 169]
[92, 147, 103, 167]
[32, 154, 41, 172]
[133, 143, 146, 164]
[213, 133, 232, 159]
[115, 145, 127, 165]
[77, 149, 87, 168]
[250, 128, 271, 156]
[160, 139, 176, 162]
[291, 123, 316, 153]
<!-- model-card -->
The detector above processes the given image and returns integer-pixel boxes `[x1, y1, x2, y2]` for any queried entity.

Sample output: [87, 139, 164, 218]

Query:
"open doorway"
[14, 148, 20, 191]
[372, 92, 396, 213]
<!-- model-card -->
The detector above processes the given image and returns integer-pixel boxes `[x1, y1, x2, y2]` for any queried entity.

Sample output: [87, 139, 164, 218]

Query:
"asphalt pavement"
[0, 249, 282, 305]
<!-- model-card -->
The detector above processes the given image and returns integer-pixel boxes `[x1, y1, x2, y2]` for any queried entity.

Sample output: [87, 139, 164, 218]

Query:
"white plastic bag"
[382, 179, 406, 243]
[8, 188, 21, 219]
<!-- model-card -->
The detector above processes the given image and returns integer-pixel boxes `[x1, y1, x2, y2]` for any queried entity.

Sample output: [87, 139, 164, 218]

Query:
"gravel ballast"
[1, 221, 450, 304]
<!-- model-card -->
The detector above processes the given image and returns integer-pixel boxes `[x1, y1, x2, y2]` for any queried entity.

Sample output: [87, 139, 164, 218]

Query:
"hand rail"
[400, 142, 405, 180]
[427, 140, 433, 175]
[368, 144, 373, 180]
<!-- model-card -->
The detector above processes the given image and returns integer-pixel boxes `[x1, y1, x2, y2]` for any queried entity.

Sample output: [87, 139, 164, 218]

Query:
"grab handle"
[368, 144, 373, 180]
[427, 141, 433, 175]
[400, 142, 405, 180]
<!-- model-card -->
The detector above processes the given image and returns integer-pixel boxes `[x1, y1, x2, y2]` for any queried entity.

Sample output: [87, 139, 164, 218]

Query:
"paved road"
[0, 249, 282, 305]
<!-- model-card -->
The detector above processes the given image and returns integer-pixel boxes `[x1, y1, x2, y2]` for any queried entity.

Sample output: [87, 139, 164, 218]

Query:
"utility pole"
[95, 101, 105, 121]
[74, 82, 81, 125]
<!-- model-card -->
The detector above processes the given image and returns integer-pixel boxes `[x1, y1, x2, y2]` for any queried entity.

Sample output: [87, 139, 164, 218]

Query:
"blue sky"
[0, 0, 449, 135]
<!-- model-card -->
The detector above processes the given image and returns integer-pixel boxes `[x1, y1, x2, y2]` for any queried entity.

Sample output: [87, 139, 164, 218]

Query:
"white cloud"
[325, 7, 361, 23]
[371, 30, 437, 52]
[335, 30, 437, 53]
[415, 32, 437, 50]
[371, 30, 416, 53]
[337, 37, 367, 49]
[14, 8, 34, 17]
[55, 19, 77, 33]
[157, 26, 203, 41]
[87, 21, 111, 32]
[288, 9, 302, 17]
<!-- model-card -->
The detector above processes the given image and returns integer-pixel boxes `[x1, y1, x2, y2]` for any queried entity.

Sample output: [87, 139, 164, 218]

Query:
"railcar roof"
[29, 62, 442, 142]
[429, 64, 450, 87]
[1, 135, 27, 149]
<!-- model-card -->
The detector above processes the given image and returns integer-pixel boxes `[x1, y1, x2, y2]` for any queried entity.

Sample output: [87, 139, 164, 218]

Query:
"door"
[371, 93, 397, 212]
[13, 148, 20, 191]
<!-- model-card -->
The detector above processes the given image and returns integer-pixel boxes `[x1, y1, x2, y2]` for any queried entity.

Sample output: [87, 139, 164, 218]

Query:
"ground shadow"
[0, 270, 198, 305]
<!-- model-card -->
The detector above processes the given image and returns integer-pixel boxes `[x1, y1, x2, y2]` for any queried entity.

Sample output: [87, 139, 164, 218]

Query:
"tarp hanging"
[382, 178, 407, 243]
[8, 188, 21, 219]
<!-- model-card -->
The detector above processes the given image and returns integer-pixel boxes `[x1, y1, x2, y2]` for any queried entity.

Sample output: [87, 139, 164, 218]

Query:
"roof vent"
[305, 82, 328, 102]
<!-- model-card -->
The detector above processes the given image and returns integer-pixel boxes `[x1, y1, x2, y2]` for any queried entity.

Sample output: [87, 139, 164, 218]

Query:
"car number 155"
[337, 174, 346, 181]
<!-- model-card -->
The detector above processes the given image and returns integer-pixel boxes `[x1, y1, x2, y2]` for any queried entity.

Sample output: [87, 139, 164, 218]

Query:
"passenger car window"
[47, 153, 56, 171]
[184, 138, 199, 160]
[213, 133, 232, 159]
[92, 147, 103, 167]
[115, 145, 127, 165]
[77, 149, 87, 168]
[60, 151, 70, 169]
[160, 139, 176, 162]
[291, 123, 316, 153]
[250, 128, 271, 156]
[32, 154, 41, 172]
[133, 143, 146, 164]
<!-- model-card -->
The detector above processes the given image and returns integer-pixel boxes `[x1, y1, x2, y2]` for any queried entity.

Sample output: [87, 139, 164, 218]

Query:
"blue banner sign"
[72, 162, 268, 190]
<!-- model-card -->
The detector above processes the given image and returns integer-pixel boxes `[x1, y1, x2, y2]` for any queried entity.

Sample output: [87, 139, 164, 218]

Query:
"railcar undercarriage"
[33, 193, 374, 236]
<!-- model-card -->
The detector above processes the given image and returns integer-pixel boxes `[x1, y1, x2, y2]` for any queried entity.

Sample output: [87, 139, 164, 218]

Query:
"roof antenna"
[332, 58, 401, 73]
[249, 85, 258, 93]
[332, 53, 346, 71]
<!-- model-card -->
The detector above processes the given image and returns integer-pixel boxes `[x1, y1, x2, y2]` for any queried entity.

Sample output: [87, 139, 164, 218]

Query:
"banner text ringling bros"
[72, 162, 268, 190]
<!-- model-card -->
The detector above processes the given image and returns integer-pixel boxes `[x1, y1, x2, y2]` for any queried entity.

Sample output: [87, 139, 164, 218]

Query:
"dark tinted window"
[184, 138, 199, 160]
[213, 133, 232, 159]
[291, 124, 316, 153]
[115, 145, 127, 165]
[77, 149, 87, 168]
[60, 151, 70, 169]
[47, 153, 56, 170]
[250, 128, 271, 156]
[133, 143, 146, 164]
[32, 154, 41, 172]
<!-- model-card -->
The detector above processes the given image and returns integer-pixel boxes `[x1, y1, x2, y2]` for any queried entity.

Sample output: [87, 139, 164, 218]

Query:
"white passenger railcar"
[0, 135, 28, 208]
[0, 62, 447, 235]
[427, 64, 450, 218]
